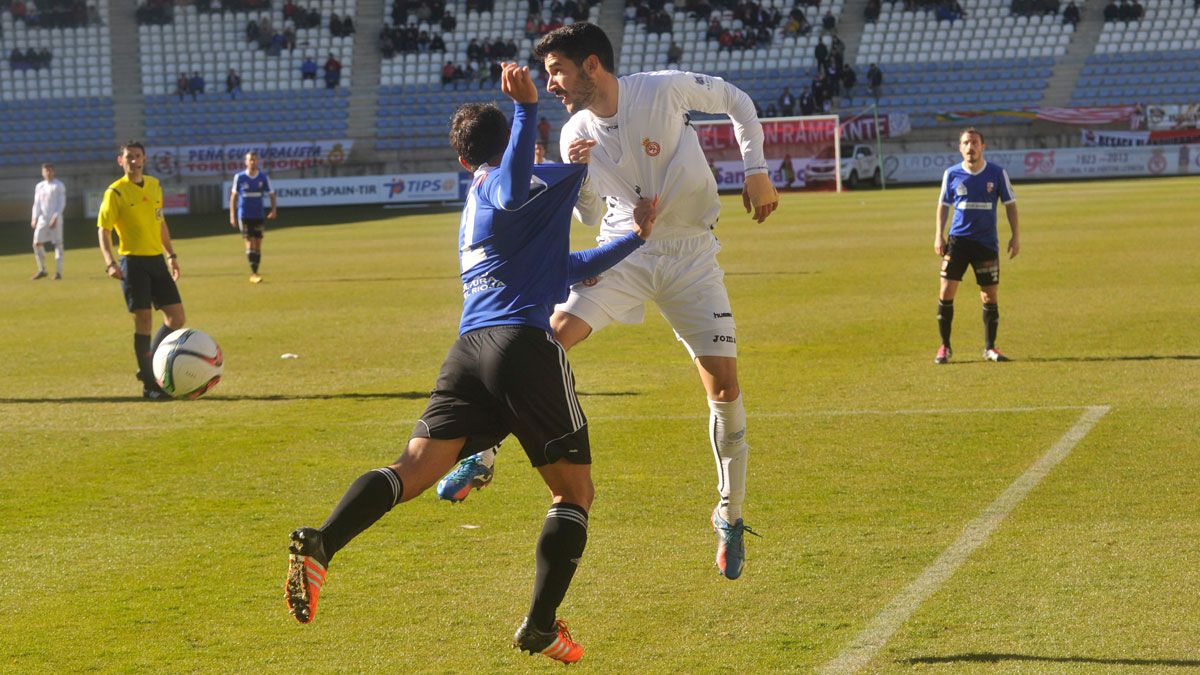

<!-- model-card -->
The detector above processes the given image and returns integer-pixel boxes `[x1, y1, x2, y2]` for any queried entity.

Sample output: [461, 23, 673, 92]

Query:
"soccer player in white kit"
[30, 163, 66, 280]
[437, 22, 779, 580]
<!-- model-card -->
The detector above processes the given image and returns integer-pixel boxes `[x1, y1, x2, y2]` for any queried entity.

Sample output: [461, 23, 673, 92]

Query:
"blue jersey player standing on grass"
[283, 63, 655, 665]
[934, 127, 1020, 364]
[229, 150, 277, 283]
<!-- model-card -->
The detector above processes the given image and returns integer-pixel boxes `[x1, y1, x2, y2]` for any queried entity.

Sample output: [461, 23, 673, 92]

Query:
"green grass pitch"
[1, 176, 1198, 672]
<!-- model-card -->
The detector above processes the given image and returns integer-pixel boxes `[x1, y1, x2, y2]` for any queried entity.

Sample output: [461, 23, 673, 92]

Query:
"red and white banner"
[694, 114, 909, 162]
[1035, 106, 1135, 125]
[149, 140, 353, 177]
[1081, 128, 1200, 147]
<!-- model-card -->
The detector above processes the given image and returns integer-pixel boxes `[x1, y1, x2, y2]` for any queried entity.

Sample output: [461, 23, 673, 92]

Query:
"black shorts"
[413, 325, 590, 467]
[239, 218, 265, 239]
[941, 236, 1000, 286]
[120, 255, 182, 312]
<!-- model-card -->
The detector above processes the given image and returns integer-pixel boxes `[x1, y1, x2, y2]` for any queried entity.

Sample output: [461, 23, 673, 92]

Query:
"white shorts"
[33, 222, 62, 246]
[556, 231, 737, 359]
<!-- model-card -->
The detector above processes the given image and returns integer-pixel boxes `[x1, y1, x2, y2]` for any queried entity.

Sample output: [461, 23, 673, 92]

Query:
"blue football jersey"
[233, 170, 273, 220]
[939, 161, 1015, 251]
[457, 102, 590, 335]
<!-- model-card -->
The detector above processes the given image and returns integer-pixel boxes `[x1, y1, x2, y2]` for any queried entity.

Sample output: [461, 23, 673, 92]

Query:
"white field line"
[0, 405, 1097, 433]
[818, 405, 1112, 675]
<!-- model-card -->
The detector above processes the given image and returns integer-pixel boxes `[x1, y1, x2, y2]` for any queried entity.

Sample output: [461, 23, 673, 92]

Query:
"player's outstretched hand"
[1008, 236, 1020, 259]
[500, 62, 538, 104]
[566, 138, 596, 164]
[632, 195, 658, 241]
[742, 172, 779, 223]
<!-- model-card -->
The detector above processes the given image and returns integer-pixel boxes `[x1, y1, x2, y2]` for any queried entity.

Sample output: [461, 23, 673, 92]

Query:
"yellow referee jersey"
[97, 175, 166, 256]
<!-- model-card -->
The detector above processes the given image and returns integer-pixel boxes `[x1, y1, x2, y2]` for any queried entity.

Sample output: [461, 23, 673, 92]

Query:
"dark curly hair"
[534, 22, 615, 74]
[449, 103, 510, 169]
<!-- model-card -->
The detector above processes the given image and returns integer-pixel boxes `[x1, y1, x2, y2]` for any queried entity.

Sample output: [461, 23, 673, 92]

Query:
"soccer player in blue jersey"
[934, 127, 1020, 364]
[229, 151, 277, 283]
[283, 63, 654, 664]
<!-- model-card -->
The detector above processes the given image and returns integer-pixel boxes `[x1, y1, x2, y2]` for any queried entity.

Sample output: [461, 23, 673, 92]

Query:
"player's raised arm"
[673, 72, 778, 222]
[492, 63, 539, 209]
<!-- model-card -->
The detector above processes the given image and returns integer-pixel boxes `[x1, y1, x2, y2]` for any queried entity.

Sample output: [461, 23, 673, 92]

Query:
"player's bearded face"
[549, 56, 596, 114]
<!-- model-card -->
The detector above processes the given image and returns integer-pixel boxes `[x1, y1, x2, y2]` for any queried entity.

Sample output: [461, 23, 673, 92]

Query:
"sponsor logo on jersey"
[642, 137, 661, 157]
[986, 181, 995, 193]
[712, 335, 736, 343]
[955, 184, 968, 196]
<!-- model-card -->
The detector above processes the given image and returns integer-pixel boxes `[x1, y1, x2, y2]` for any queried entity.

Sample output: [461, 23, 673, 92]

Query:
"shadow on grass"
[904, 653, 1200, 668]
[0, 390, 638, 404]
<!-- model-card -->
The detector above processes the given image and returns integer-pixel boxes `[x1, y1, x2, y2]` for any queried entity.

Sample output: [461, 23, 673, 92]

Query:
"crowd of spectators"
[175, 71, 206, 100]
[440, 58, 504, 85]
[1102, 0, 1143, 22]
[194, 0, 271, 13]
[135, 0, 173, 24]
[391, 0, 449, 26]
[1011, 0, 1057, 18]
[329, 12, 355, 36]
[9, 47, 53, 70]
[379, 25, 449, 57]
[246, 15, 298, 56]
[7, 0, 99, 27]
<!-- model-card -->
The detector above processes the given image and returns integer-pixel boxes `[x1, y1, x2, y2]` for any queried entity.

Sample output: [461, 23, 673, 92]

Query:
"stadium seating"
[138, 2, 356, 96]
[855, 1, 1071, 125]
[619, 0, 842, 74]
[138, 1, 354, 144]
[379, 0, 600, 86]
[0, 2, 115, 164]
[144, 88, 349, 144]
[375, 0, 595, 153]
[1071, 2, 1200, 106]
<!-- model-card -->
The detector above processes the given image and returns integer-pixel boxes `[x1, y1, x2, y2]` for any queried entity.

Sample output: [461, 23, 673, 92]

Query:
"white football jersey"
[32, 178, 66, 227]
[560, 70, 767, 241]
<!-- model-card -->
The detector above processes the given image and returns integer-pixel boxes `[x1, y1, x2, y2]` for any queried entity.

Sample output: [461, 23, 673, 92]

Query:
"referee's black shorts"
[120, 255, 182, 312]
[941, 236, 1000, 286]
[413, 325, 590, 467]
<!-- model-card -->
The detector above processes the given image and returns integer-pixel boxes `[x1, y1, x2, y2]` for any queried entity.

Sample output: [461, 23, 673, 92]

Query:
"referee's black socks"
[319, 467, 403, 561]
[937, 299, 954, 348]
[983, 303, 999, 350]
[151, 323, 174, 356]
[529, 503, 589, 632]
[134, 333, 153, 385]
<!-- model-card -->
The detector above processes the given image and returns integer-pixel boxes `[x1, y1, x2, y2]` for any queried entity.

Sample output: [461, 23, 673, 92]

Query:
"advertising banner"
[1144, 104, 1200, 131]
[150, 140, 352, 177]
[882, 144, 1200, 184]
[85, 186, 190, 217]
[221, 173, 461, 208]
[1081, 128, 1200, 146]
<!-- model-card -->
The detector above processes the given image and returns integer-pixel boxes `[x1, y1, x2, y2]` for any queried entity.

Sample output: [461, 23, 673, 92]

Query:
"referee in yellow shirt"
[97, 141, 187, 400]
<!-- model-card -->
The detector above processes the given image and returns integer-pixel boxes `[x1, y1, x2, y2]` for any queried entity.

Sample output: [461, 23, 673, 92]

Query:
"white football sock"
[54, 244, 64, 275]
[708, 394, 748, 522]
[33, 245, 46, 272]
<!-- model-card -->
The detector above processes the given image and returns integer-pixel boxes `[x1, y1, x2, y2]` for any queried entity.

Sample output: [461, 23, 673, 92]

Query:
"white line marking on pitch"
[819, 404, 1111, 675]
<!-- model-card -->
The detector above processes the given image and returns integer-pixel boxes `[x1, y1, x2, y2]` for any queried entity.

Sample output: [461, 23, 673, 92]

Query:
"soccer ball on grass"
[152, 328, 223, 399]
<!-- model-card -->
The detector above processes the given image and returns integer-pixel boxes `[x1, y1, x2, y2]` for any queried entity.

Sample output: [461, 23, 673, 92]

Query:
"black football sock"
[151, 323, 174, 356]
[937, 300, 954, 349]
[528, 502, 588, 632]
[319, 468, 403, 561]
[134, 333, 153, 385]
[247, 250, 261, 273]
[983, 303, 999, 350]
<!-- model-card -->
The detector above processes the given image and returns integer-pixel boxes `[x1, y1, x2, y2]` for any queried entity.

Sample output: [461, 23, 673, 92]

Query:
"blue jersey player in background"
[934, 127, 1021, 364]
[229, 151, 277, 283]
[283, 63, 654, 665]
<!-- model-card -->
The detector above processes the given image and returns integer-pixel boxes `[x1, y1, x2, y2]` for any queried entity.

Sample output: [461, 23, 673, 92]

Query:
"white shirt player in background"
[542, 22, 778, 580]
[31, 163, 67, 280]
